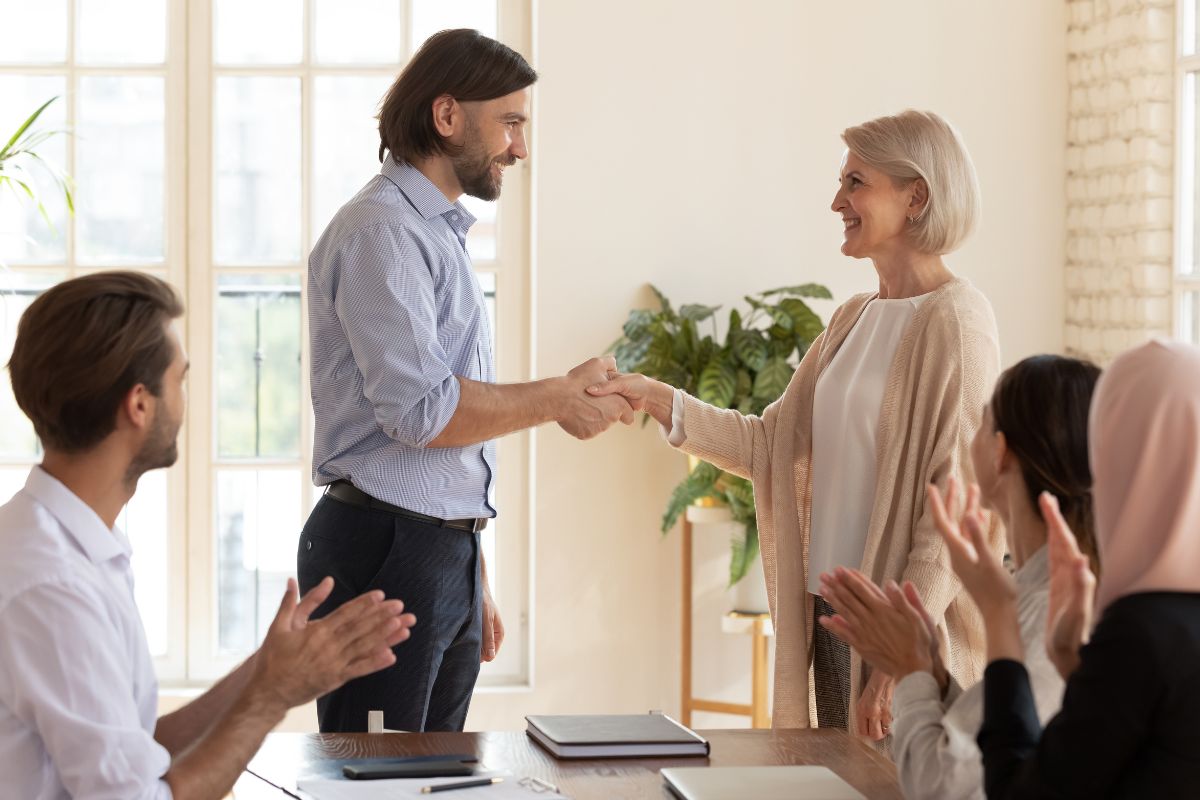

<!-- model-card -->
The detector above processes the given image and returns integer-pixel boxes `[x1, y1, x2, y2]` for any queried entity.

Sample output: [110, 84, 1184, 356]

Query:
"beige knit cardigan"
[675, 276, 1003, 728]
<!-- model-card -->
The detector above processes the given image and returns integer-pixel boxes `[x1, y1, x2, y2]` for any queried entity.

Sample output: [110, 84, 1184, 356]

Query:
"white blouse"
[807, 293, 929, 595]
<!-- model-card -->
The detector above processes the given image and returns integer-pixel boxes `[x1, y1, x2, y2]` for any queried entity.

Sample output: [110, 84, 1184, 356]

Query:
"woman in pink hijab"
[931, 339, 1200, 798]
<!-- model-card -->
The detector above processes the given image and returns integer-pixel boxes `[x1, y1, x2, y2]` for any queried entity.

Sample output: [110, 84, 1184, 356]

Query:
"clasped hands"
[557, 358, 665, 440]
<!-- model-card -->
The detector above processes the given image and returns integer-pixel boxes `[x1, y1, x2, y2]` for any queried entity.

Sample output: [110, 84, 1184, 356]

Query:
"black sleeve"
[978, 659, 1041, 798]
[977, 611, 1158, 798]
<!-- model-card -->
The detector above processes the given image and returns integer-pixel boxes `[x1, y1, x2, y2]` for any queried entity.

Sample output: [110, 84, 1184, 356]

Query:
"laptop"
[661, 766, 867, 800]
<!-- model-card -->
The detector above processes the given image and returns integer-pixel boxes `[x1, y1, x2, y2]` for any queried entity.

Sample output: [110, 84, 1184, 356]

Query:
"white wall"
[462, 0, 1069, 731]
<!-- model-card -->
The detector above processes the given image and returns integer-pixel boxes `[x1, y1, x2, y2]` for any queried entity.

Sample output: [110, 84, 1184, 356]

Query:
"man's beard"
[452, 122, 513, 202]
[125, 406, 179, 487]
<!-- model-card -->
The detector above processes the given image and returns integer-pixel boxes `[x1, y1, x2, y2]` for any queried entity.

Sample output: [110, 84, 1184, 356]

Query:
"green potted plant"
[611, 283, 831, 585]
[0, 96, 74, 237]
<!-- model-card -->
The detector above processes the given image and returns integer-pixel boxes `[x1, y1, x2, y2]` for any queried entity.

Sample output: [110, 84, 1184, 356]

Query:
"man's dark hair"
[378, 28, 537, 164]
[990, 354, 1103, 576]
[8, 270, 184, 453]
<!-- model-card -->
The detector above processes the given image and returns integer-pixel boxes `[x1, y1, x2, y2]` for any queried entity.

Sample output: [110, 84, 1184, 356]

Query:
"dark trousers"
[296, 494, 482, 733]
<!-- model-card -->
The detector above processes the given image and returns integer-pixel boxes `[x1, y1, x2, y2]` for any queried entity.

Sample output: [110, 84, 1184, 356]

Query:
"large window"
[0, 0, 532, 686]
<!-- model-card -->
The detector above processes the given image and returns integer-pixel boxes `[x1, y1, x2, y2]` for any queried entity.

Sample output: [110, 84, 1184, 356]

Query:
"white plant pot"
[731, 552, 769, 614]
[686, 505, 770, 615]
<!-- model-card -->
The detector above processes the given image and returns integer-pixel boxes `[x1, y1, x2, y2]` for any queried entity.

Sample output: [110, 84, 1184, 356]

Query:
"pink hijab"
[1090, 339, 1200, 612]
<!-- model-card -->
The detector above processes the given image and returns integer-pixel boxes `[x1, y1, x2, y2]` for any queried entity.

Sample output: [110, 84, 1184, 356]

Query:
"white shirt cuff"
[660, 388, 687, 446]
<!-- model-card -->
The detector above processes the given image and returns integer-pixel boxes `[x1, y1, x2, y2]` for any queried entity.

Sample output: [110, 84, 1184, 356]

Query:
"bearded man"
[303, 28, 631, 733]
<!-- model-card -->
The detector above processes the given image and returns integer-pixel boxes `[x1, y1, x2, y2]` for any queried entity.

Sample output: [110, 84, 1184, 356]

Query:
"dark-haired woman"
[939, 340, 1200, 798]
[816, 355, 1100, 800]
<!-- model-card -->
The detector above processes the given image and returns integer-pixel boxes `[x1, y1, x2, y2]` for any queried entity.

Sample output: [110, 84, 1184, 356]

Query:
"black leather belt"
[325, 480, 488, 533]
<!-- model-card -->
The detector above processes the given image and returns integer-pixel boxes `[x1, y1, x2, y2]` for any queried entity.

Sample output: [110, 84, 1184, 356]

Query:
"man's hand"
[1041, 492, 1095, 680]
[555, 356, 635, 439]
[480, 557, 504, 662]
[250, 578, 416, 712]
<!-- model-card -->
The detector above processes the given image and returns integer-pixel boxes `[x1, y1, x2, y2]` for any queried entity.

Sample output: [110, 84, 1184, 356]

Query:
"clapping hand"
[928, 478, 1023, 662]
[1041, 492, 1095, 680]
[818, 569, 945, 739]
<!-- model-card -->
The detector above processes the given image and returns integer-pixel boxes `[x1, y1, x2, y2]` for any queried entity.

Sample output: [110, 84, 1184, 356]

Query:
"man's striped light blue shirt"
[308, 159, 496, 519]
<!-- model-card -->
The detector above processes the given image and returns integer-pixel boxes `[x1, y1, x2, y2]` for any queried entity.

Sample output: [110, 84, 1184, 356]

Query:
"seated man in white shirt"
[0, 271, 418, 800]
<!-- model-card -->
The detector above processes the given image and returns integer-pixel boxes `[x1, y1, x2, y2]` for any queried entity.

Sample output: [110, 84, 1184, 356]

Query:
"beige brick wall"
[1064, 0, 1175, 363]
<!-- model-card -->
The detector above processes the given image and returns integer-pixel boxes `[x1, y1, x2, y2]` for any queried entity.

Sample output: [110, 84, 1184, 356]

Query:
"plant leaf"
[679, 303, 720, 323]
[0, 96, 58, 162]
[760, 282, 833, 299]
[731, 328, 769, 371]
[752, 356, 793, 401]
[649, 284, 675, 318]
[780, 297, 824, 342]
[661, 461, 722, 533]
[697, 356, 737, 408]
[613, 336, 651, 372]
[729, 520, 760, 586]
[728, 308, 742, 334]
[622, 308, 657, 340]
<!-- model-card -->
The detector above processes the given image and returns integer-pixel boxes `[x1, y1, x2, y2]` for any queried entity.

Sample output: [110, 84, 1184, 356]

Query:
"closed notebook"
[661, 766, 866, 800]
[525, 713, 709, 758]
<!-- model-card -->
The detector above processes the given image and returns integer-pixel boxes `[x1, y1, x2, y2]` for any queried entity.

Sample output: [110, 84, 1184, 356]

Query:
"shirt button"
[306, 540, 312, 550]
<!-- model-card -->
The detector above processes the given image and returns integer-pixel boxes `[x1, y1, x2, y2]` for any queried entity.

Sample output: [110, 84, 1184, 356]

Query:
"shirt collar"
[381, 159, 477, 229]
[22, 466, 130, 565]
[1014, 543, 1049, 591]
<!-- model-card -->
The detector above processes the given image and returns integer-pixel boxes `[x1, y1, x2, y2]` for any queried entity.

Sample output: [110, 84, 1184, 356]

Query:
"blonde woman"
[590, 110, 1003, 740]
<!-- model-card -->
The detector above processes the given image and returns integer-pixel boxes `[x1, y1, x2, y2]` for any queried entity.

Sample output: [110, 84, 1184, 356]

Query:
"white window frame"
[1, 0, 533, 689]
[1176, 0, 1200, 339]
[0, 0, 190, 682]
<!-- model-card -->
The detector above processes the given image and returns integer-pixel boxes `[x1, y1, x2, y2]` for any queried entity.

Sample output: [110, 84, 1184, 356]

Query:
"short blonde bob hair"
[841, 109, 980, 255]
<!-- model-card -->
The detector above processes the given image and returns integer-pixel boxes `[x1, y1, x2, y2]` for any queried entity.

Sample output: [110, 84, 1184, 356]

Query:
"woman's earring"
[907, 214, 916, 224]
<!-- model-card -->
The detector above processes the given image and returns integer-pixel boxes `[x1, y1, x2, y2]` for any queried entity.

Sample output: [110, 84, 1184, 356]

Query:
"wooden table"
[233, 728, 901, 799]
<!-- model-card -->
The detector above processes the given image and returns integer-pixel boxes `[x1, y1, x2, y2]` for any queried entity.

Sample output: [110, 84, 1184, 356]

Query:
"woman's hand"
[927, 478, 1015, 615]
[817, 568, 946, 739]
[1041, 492, 1096, 680]
[818, 569, 938, 681]
[856, 668, 896, 741]
[585, 372, 675, 428]
[927, 478, 1023, 662]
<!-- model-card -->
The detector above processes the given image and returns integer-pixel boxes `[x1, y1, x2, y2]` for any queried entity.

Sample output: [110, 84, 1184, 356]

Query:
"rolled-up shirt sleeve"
[331, 223, 461, 448]
[0, 580, 172, 800]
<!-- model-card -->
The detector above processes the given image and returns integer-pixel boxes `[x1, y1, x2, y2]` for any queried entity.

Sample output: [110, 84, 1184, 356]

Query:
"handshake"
[553, 356, 665, 440]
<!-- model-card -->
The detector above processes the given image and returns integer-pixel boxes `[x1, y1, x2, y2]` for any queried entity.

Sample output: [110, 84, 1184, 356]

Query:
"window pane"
[0, 272, 64, 459]
[410, 0, 496, 52]
[461, 195, 497, 261]
[1187, 2, 1200, 59]
[216, 274, 302, 459]
[215, 0, 303, 64]
[215, 77, 301, 264]
[217, 468, 300, 654]
[314, 0, 401, 64]
[77, 76, 165, 263]
[1180, 290, 1200, 344]
[312, 75, 392, 236]
[122, 468, 169, 656]
[1191, 74, 1200, 277]
[0, 0, 66, 63]
[78, 0, 166, 64]
[0, 76, 69, 264]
